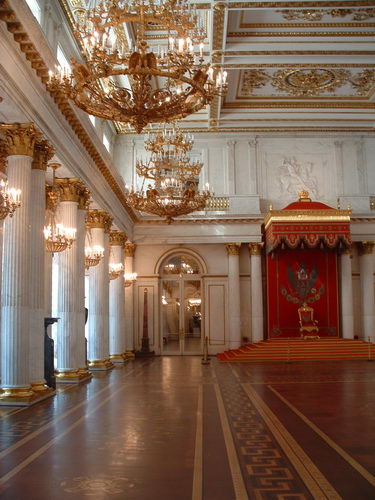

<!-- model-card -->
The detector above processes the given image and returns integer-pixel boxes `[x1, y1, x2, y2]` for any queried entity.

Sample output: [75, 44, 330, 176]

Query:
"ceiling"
[107, 0, 375, 135]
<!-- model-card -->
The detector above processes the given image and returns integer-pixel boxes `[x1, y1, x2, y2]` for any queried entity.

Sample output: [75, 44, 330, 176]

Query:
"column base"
[88, 359, 115, 371]
[31, 381, 51, 392]
[109, 353, 128, 364]
[124, 351, 135, 359]
[55, 369, 93, 384]
[78, 367, 93, 379]
[0, 386, 55, 406]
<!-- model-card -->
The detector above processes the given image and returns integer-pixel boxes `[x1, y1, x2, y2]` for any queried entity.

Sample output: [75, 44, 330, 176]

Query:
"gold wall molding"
[125, 242, 137, 257]
[109, 230, 127, 247]
[55, 177, 87, 203]
[223, 101, 375, 109]
[249, 242, 264, 256]
[228, 31, 375, 37]
[239, 22, 375, 28]
[226, 1, 375, 8]
[226, 243, 242, 256]
[0, 123, 37, 157]
[86, 209, 113, 231]
[32, 139, 55, 170]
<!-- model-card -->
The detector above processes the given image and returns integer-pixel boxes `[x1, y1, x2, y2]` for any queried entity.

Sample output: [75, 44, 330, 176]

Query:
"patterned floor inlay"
[213, 361, 316, 499]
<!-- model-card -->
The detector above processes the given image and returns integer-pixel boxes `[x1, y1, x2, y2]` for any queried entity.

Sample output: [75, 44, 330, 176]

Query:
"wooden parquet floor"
[0, 358, 374, 499]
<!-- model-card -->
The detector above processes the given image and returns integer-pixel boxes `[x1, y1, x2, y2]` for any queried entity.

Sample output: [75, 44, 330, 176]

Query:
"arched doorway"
[159, 253, 203, 355]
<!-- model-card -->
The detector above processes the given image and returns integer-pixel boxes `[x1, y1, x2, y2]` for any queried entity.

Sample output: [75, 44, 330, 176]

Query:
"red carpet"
[217, 338, 375, 362]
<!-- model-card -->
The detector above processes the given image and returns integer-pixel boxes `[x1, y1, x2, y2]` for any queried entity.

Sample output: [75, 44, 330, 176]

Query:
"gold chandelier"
[124, 272, 137, 287]
[44, 166, 76, 254]
[85, 245, 104, 269]
[109, 263, 124, 280]
[47, 0, 227, 133]
[126, 124, 212, 222]
[0, 179, 21, 220]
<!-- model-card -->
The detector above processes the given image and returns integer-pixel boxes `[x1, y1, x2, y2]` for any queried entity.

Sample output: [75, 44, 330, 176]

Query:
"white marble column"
[247, 137, 259, 195]
[359, 242, 375, 341]
[249, 243, 264, 343]
[124, 242, 136, 355]
[226, 243, 241, 350]
[29, 140, 54, 393]
[0, 124, 36, 403]
[340, 248, 354, 339]
[55, 179, 91, 382]
[86, 209, 114, 370]
[76, 190, 91, 376]
[109, 231, 127, 363]
[226, 140, 236, 195]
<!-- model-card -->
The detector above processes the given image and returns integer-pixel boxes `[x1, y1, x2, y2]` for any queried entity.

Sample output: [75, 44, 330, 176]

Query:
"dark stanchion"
[44, 317, 58, 389]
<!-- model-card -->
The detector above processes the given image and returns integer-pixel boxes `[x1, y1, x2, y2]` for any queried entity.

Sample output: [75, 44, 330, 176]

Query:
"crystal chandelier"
[47, 0, 227, 133]
[0, 179, 21, 220]
[109, 263, 124, 280]
[124, 272, 137, 287]
[44, 167, 76, 254]
[85, 245, 104, 269]
[127, 124, 212, 222]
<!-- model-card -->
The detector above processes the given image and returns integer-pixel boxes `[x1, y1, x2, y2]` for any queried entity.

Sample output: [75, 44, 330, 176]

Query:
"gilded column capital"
[0, 140, 7, 174]
[85, 209, 113, 231]
[226, 243, 241, 256]
[45, 184, 59, 211]
[55, 177, 86, 203]
[358, 241, 375, 256]
[1, 123, 37, 157]
[341, 247, 352, 255]
[32, 139, 55, 170]
[125, 242, 136, 257]
[77, 185, 91, 210]
[248, 242, 264, 256]
[109, 230, 127, 247]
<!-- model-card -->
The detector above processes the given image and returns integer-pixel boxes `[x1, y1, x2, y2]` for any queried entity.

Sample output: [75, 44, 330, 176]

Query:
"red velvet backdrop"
[267, 248, 339, 338]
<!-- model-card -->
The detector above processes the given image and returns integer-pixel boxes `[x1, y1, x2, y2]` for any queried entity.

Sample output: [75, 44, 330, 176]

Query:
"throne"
[298, 303, 319, 335]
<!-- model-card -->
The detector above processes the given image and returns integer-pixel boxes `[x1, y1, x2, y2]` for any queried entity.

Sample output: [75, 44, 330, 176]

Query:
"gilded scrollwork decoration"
[239, 68, 375, 98]
[271, 69, 351, 97]
[278, 8, 375, 22]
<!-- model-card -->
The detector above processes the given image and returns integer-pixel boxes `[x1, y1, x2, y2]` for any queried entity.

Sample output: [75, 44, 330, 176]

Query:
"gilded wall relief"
[239, 69, 375, 98]
[277, 8, 375, 22]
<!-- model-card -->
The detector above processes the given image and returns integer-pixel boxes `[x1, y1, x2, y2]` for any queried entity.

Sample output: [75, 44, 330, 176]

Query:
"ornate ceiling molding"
[277, 8, 375, 21]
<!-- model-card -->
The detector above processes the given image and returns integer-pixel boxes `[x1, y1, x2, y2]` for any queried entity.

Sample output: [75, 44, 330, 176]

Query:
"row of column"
[0, 123, 135, 405]
[226, 241, 375, 348]
[226, 242, 263, 350]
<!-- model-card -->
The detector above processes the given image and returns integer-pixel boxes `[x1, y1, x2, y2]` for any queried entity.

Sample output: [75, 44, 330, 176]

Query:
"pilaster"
[358, 242, 375, 341]
[226, 243, 241, 350]
[249, 243, 264, 343]
[340, 248, 354, 339]
[124, 242, 136, 355]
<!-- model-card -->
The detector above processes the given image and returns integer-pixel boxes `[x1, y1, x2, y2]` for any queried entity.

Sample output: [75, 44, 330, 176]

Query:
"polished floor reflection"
[0, 358, 374, 499]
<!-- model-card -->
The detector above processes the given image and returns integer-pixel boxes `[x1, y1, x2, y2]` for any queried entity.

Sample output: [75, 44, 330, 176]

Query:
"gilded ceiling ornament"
[271, 69, 350, 97]
[349, 69, 375, 96]
[241, 70, 269, 95]
[278, 9, 375, 22]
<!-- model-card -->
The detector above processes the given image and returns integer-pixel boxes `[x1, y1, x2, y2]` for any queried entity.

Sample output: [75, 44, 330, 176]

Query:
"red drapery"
[266, 249, 339, 338]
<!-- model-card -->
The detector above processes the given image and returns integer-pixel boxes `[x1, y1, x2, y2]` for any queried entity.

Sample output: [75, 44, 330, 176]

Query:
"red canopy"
[264, 191, 351, 254]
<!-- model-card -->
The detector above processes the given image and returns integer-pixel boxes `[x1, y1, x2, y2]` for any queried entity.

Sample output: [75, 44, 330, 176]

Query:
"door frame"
[160, 275, 203, 355]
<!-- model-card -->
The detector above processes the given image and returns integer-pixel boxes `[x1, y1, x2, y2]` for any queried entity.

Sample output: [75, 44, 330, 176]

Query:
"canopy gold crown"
[298, 190, 311, 202]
